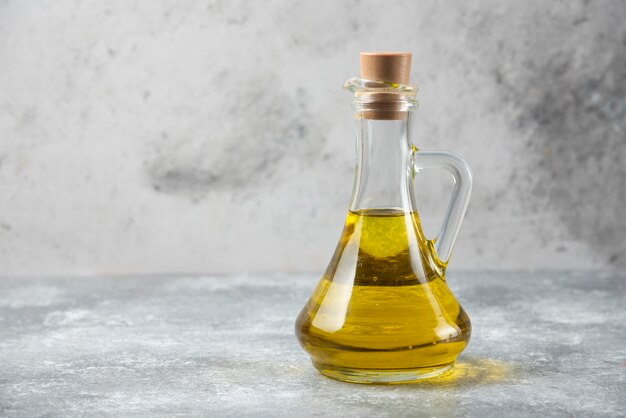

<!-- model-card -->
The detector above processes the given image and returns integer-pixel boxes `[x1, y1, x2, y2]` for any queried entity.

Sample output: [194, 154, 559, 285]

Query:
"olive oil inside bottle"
[295, 209, 471, 376]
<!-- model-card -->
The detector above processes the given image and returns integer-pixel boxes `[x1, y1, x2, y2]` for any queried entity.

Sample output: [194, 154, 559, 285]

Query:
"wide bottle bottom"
[296, 210, 471, 384]
[296, 279, 471, 384]
[312, 361, 454, 384]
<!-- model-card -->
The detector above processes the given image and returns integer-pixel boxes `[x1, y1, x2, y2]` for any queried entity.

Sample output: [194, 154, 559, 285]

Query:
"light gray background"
[0, 0, 625, 277]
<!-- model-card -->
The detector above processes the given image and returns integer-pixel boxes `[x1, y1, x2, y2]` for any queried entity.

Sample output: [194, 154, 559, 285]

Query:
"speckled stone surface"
[1, 272, 624, 417]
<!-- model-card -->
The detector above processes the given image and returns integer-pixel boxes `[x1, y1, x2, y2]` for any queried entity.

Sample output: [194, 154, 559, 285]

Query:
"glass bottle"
[295, 52, 473, 384]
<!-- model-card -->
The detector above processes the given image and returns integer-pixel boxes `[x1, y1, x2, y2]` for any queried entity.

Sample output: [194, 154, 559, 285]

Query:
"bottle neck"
[349, 115, 416, 213]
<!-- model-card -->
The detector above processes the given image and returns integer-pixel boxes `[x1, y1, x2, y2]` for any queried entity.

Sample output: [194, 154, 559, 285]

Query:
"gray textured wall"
[0, 0, 624, 277]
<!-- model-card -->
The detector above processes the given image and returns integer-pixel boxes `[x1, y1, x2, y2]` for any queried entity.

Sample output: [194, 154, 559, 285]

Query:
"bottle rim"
[344, 77, 418, 117]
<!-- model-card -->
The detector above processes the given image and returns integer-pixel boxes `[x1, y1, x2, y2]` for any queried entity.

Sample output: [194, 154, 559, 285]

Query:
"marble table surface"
[1, 271, 624, 417]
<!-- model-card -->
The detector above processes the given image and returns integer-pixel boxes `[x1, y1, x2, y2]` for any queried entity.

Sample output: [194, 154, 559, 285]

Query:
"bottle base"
[313, 362, 454, 384]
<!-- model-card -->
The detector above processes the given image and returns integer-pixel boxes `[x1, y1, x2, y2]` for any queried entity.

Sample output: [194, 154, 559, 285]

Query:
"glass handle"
[413, 149, 473, 264]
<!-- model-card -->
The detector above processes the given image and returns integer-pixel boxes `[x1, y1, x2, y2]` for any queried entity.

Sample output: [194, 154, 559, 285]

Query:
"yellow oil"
[295, 209, 471, 382]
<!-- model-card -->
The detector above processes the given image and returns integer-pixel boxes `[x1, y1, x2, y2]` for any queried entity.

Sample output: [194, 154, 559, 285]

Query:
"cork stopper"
[360, 52, 412, 85]
[357, 52, 414, 120]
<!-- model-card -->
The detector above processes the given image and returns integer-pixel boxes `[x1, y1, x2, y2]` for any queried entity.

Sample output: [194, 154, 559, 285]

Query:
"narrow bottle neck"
[349, 115, 416, 212]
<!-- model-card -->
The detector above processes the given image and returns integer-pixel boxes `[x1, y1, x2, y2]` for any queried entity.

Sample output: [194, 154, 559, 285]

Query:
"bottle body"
[295, 209, 471, 383]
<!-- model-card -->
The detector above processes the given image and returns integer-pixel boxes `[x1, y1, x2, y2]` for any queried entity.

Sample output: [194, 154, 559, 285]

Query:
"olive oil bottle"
[295, 52, 473, 384]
